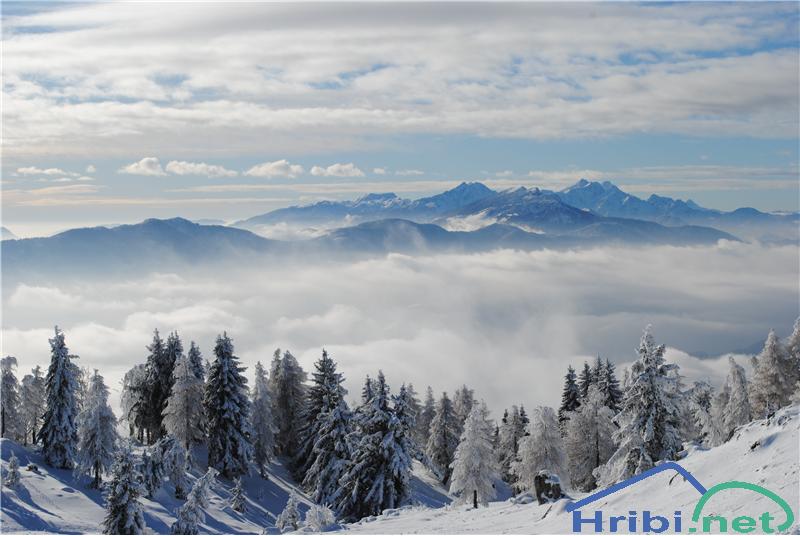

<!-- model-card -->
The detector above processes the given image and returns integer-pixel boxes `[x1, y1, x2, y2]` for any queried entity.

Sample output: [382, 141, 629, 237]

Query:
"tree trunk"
[473, 489, 478, 509]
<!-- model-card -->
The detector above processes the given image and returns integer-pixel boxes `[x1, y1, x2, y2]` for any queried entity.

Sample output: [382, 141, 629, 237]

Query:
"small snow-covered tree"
[163, 356, 205, 453]
[204, 333, 253, 478]
[269, 349, 307, 455]
[41, 327, 80, 469]
[76, 370, 118, 488]
[171, 467, 218, 535]
[594, 326, 682, 487]
[157, 435, 189, 499]
[20, 366, 46, 445]
[4, 453, 21, 488]
[558, 365, 581, 428]
[139, 446, 165, 498]
[121, 363, 148, 441]
[449, 402, 499, 507]
[303, 504, 337, 531]
[565, 386, 616, 491]
[230, 477, 246, 513]
[1, 356, 22, 441]
[102, 442, 147, 535]
[689, 381, 723, 447]
[511, 406, 565, 492]
[251, 361, 277, 478]
[276, 490, 302, 532]
[712, 356, 751, 441]
[425, 391, 459, 484]
[750, 329, 793, 418]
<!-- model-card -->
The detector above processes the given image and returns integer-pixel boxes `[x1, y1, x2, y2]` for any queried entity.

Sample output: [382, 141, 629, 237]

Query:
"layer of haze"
[2, 242, 797, 414]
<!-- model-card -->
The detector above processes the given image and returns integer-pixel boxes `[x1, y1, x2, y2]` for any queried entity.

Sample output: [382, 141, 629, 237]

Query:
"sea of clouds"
[2, 241, 797, 415]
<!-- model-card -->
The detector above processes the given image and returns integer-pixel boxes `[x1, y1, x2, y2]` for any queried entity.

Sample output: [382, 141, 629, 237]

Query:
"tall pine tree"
[40, 327, 80, 469]
[749, 329, 793, 418]
[76, 370, 118, 488]
[449, 402, 499, 507]
[1, 356, 21, 440]
[163, 355, 205, 453]
[251, 361, 277, 478]
[204, 333, 253, 478]
[424, 392, 459, 484]
[557, 365, 580, 427]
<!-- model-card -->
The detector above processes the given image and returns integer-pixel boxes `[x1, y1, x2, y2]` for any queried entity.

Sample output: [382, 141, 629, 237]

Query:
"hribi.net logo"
[567, 462, 795, 534]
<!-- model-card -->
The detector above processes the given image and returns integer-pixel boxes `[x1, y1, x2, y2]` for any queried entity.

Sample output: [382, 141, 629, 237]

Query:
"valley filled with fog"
[3, 240, 797, 412]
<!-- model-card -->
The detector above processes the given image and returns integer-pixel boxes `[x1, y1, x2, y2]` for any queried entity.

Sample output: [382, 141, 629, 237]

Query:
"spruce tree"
[452, 385, 475, 434]
[511, 406, 565, 492]
[1, 356, 21, 441]
[163, 356, 205, 453]
[424, 391, 459, 484]
[204, 333, 253, 478]
[143, 330, 175, 442]
[19, 366, 46, 445]
[565, 386, 616, 491]
[251, 361, 277, 478]
[297, 349, 346, 475]
[270, 349, 307, 455]
[577, 362, 594, 399]
[276, 490, 302, 532]
[497, 405, 524, 483]
[76, 370, 118, 488]
[597, 359, 623, 412]
[557, 365, 580, 427]
[171, 468, 218, 535]
[712, 356, 751, 441]
[749, 329, 793, 418]
[157, 435, 189, 499]
[417, 387, 436, 446]
[449, 403, 499, 507]
[187, 341, 205, 382]
[594, 326, 682, 487]
[404, 384, 422, 451]
[336, 372, 412, 521]
[120, 364, 148, 441]
[40, 327, 80, 469]
[102, 442, 147, 535]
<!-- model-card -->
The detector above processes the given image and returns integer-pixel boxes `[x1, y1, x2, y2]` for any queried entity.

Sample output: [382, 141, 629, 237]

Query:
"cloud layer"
[2, 242, 796, 413]
[3, 3, 797, 158]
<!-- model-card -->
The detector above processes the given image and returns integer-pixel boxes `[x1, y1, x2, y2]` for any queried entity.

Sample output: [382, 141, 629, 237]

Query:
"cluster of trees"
[1, 318, 799, 532]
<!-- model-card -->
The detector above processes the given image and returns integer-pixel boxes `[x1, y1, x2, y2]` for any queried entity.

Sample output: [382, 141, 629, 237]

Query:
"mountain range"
[3, 179, 796, 282]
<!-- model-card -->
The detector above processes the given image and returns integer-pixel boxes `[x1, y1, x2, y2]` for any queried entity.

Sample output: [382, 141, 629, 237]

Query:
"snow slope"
[339, 404, 799, 534]
[0, 445, 450, 534]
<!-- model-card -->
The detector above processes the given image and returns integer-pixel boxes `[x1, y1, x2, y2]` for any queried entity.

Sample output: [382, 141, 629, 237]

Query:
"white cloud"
[165, 160, 238, 178]
[118, 156, 166, 176]
[396, 169, 424, 176]
[311, 163, 365, 178]
[86, 164, 96, 173]
[244, 159, 304, 179]
[373, 168, 387, 175]
[1, 242, 796, 413]
[16, 166, 78, 177]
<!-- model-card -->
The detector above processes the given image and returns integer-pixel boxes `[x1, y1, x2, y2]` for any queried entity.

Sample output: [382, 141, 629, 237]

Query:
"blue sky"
[2, 2, 798, 236]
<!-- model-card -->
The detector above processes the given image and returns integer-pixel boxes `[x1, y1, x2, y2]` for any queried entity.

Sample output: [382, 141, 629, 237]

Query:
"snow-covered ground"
[1, 406, 797, 534]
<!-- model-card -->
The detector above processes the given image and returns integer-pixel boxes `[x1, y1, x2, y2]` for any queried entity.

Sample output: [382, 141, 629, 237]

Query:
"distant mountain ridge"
[234, 179, 797, 242]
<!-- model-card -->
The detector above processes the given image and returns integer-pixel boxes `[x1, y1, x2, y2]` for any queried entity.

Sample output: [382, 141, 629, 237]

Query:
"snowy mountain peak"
[355, 192, 399, 205]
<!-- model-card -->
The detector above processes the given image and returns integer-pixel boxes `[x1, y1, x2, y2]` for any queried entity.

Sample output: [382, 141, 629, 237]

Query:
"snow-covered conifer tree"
[1, 356, 21, 441]
[596, 359, 623, 412]
[157, 436, 189, 499]
[269, 349, 307, 455]
[750, 329, 793, 418]
[689, 381, 722, 447]
[251, 361, 277, 478]
[404, 384, 422, 450]
[187, 341, 205, 383]
[452, 385, 475, 433]
[300, 353, 351, 505]
[577, 362, 594, 399]
[121, 364, 148, 441]
[76, 370, 118, 488]
[19, 366, 46, 445]
[204, 333, 253, 478]
[40, 327, 80, 469]
[785, 317, 800, 385]
[449, 402, 499, 507]
[171, 468, 218, 535]
[276, 491, 302, 532]
[139, 446, 165, 498]
[424, 391, 459, 484]
[336, 371, 412, 520]
[417, 387, 436, 447]
[141, 330, 169, 442]
[230, 477, 246, 513]
[163, 356, 205, 453]
[303, 504, 337, 531]
[594, 326, 682, 487]
[557, 365, 580, 427]
[511, 406, 565, 492]
[102, 442, 147, 535]
[565, 386, 616, 491]
[4, 453, 20, 488]
[297, 350, 347, 475]
[712, 356, 751, 441]
[497, 405, 525, 483]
